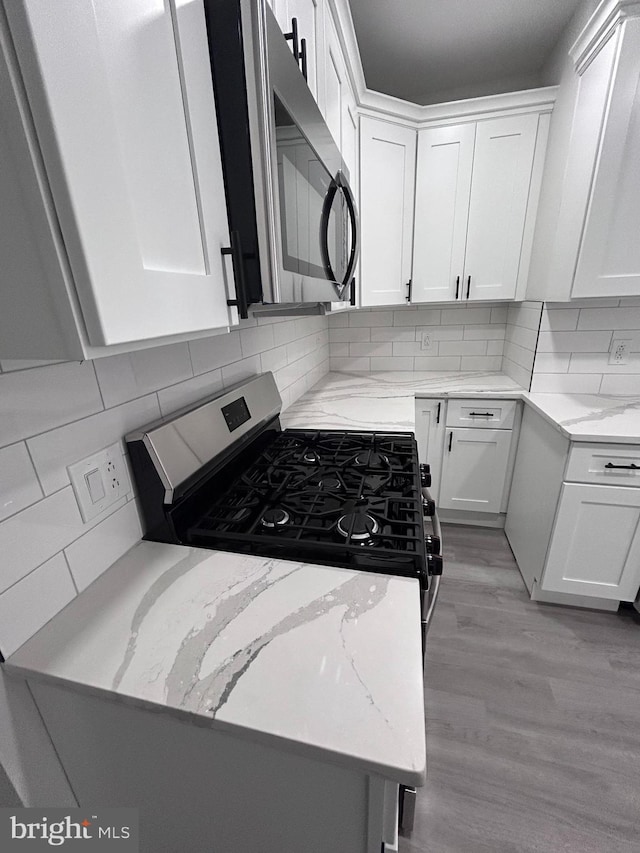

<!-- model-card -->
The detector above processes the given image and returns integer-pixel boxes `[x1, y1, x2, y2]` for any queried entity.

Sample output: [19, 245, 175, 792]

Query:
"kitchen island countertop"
[5, 541, 426, 787]
[281, 371, 640, 444]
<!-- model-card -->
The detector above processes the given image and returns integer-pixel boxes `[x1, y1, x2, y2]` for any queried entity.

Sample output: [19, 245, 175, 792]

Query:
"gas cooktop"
[187, 428, 428, 578]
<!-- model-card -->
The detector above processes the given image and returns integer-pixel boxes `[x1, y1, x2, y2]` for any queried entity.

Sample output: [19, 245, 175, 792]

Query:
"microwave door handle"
[340, 173, 360, 292]
[320, 176, 339, 288]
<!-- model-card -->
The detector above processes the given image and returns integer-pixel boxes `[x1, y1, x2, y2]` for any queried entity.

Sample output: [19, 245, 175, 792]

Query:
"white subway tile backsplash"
[461, 355, 503, 371]
[370, 356, 414, 371]
[502, 359, 531, 389]
[463, 325, 506, 340]
[349, 310, 394, 327]
[441, 307, 491, 325]
[486, 340, 505, 356]
[329, 327, 371, 343]
[504, 341, 535, 371]
[600, 375, 640, 395]
[536, 330, 613, 353]
[506, 324, 538, 351]
[0, 359, 64, 372]
[568, 353, 640, 374]
[530, 373, 602, 394]
[65, 502, 141, 592]
[0, 362, 103, 447]
[413, 356, 462, 371]
[414, 325, 464, 341]
[0, 553, 76, 658]
[330, 357, 370, 371]
[0, 444, 42, 522]
[189, 331, 242, 375]
[490, 305, 509, 324]
[533, 352, 571, 373]
[27, 394, 160, 496]
[157, 370, 224, 417]
[349, 342, 393, 357]
[0, 487, 84, 593]
[240, 324, 275, 357]
[394, 309, 441, 326]
[94, 343, 193, 407]
[577, 308, 640, 331]
[221, 355, 262, 388]
[439, 340, 488, 356]
[260, 344, 289, 374]
[540, 309, 579, 332]
[328, 312, 349, 327]
[329, 343, 350, 357]
[393, 342, 426, 357]
[371, 328, 416, 342]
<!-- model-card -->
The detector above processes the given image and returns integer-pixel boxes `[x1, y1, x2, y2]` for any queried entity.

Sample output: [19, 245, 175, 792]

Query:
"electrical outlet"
[420, 332, 436, 353]
[68, 442, 131, 522]
[609, 338, 633, 365]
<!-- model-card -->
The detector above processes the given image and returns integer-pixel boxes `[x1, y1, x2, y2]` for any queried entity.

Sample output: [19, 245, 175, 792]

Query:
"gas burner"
[302, 450, 321, 464]
[318, 474, 342, 491]
[261, 508, 290, 528]
[355, 451, 389, 469]
[337, 512, 379, 541]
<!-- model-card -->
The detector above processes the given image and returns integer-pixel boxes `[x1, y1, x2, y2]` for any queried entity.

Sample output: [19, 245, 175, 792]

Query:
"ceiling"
[347, 0, 583, 105]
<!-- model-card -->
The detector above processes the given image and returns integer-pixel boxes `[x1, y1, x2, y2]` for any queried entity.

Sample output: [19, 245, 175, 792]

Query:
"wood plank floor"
[400, 524, 640, 853]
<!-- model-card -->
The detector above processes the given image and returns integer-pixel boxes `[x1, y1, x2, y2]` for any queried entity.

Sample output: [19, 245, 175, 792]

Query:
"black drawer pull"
[466, 275, 471, 299]
[436, 402, 441, 423]
[469, 411, 494, 417]
[455, 275, 460, 299]
[604, 462, 640, 470]
[448, 432, 453, 452]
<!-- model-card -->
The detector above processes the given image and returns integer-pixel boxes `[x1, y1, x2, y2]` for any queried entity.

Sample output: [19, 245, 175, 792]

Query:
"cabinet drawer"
[566, 443, 640, 486]
[446, 399, 517, 430]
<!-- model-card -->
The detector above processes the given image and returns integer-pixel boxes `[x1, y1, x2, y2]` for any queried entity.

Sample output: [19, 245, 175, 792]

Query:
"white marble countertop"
[6, 542, 426, 787]
[281, 372, 640, 444]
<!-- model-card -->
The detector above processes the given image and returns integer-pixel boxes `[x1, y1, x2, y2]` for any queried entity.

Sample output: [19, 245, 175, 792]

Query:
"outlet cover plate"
[68, 441, 131, 523]
[609, 338, 633, 365]
[420, 331, 436, 353]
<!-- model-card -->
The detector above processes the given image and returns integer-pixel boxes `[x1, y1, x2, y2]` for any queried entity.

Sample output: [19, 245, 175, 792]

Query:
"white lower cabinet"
[540, 483, 640, 601]
[415, 397, 519, 522]
[439, 428, 512, 514]
[414, 399, 446, 503]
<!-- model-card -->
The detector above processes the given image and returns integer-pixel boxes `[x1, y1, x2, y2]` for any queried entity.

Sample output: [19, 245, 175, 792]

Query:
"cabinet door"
[572, 18, 640, 298]
[359, 117, 416, 306]
[439, 428, 512, 513]
[415, 399, 446, 503]
[412, 124, 475, 303]
[6, 0, 235, 347]
[323, 10, 345, 150]
[463, 113, 538, 301]
[542, 483, 640, 600]
[288, 0, 320, 102]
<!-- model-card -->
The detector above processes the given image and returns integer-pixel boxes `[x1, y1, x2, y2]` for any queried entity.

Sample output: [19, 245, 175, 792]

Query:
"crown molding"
[571, 0, 640, 74]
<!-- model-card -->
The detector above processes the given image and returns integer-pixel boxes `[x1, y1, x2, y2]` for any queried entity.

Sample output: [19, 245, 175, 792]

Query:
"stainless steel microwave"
[204, 0, 359, 314]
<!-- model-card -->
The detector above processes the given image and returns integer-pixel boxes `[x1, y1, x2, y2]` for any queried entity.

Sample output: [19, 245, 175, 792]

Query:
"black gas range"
[126, 372, 442, 629]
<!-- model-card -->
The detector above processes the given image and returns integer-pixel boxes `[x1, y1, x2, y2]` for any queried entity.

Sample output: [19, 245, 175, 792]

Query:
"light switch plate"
[68, 442, 131, 523]
[420, 331, 436, 353]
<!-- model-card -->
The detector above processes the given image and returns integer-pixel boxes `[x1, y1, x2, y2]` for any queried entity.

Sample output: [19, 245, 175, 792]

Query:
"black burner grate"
[187, 429, 427, 580]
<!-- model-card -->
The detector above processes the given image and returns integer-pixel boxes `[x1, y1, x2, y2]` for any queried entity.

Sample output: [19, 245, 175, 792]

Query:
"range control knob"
[420, 470, 432, 487]
[422, 496, 436, 516]
[427, 554, 443, 576]
[425, 534, 441, 555]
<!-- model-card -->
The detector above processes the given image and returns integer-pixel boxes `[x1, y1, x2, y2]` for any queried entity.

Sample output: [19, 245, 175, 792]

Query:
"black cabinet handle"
[299, 37, 308, 81]
[605, 462, 640, 470]
[466, 275, 471, 299]
[406, 279, 412, 302]
[455, 275, 460, 299]
[222, 230, 249, 319]
[436, 402, 441, 423]
[349, 277, 356, 306]
[284, 17, 300, 61]
[448, 432, 453, 452]
[469, 411, 494, 417]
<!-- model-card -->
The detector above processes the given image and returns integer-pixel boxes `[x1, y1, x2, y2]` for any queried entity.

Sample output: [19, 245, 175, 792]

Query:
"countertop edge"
[5, 662, 426, 787]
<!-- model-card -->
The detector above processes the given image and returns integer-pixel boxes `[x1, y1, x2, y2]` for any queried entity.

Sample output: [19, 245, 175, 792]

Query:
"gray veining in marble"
[6, 542, 425, 785]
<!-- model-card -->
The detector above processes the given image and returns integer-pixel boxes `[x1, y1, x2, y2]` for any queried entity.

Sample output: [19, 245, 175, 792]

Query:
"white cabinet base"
[531, 581, 619, 612]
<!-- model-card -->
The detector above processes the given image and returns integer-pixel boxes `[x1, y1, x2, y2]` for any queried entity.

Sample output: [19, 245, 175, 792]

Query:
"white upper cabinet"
[359, 117, 417, 306]
[323, 9, 347, 150]
[531, 4, 640, 301]
[572, 16, 640, 298]
[464, 114, 539, 301]
[412, 112, 544, 304]
[270, 0, 321, 101]
[1, 0, 237, 359]
[412, 124, 475, 303]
